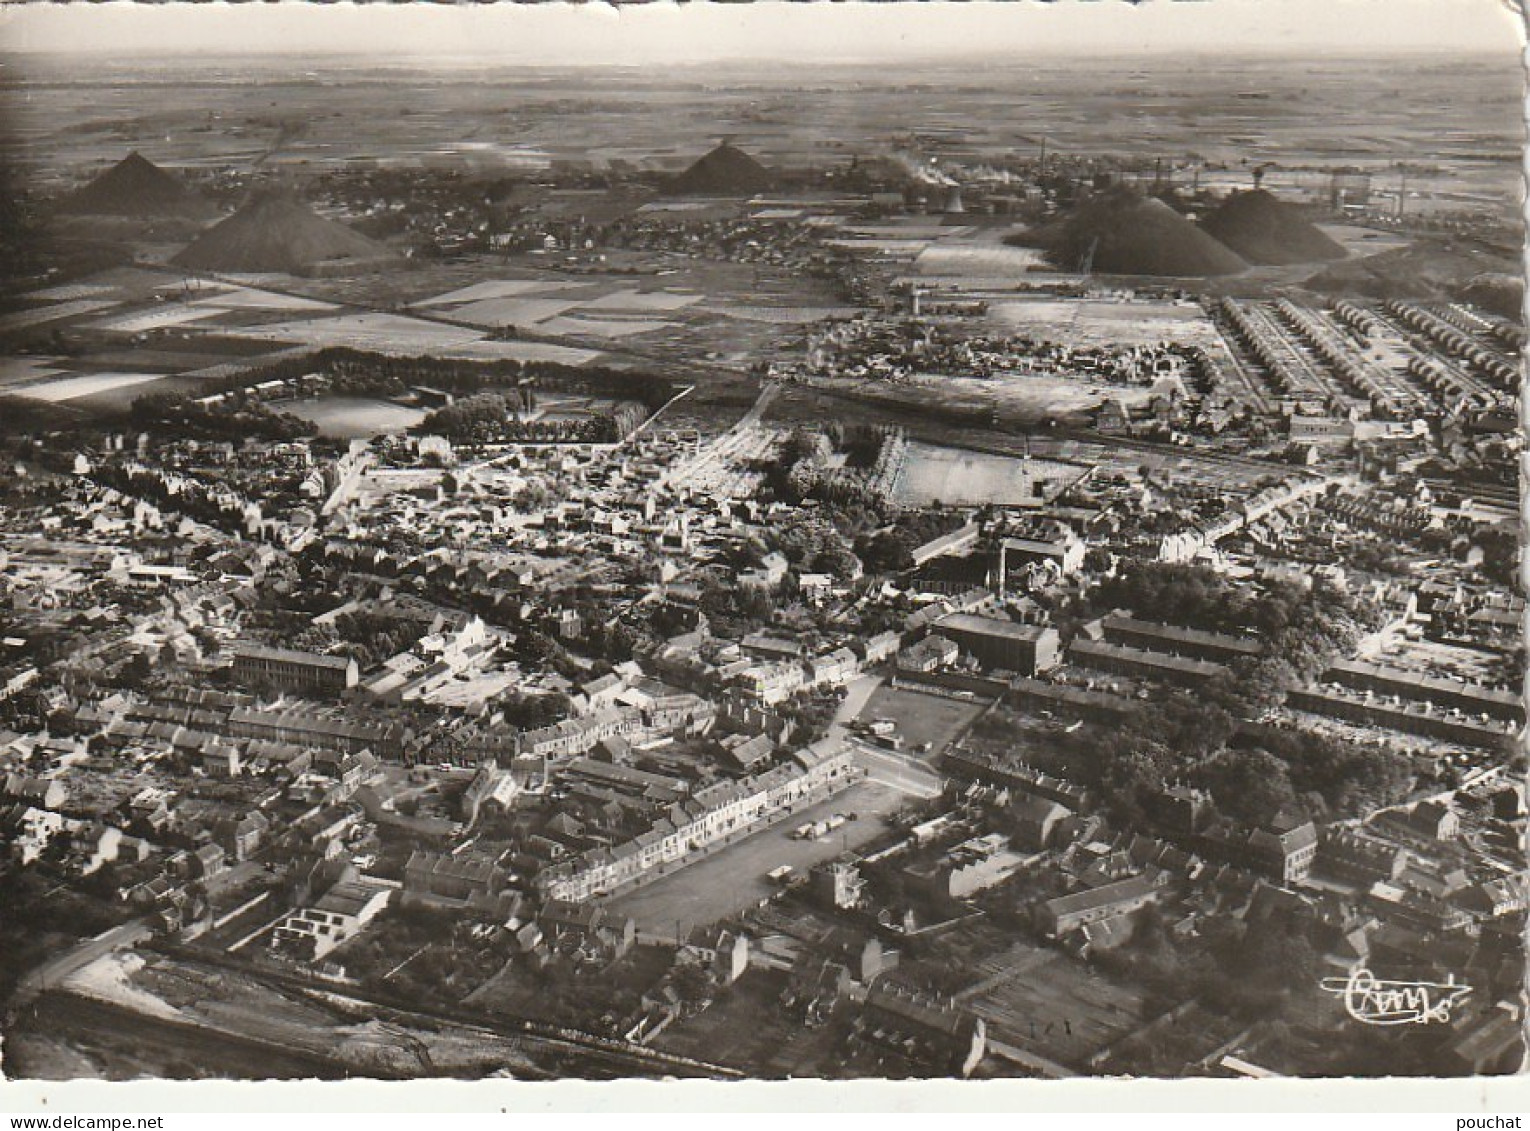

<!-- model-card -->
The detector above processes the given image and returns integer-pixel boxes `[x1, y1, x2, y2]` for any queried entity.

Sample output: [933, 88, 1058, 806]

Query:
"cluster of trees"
[1228, 725, 1414, 819]
[494, 688, 573, 731]
[1095, 902, 1320, 1022]
[855, 509, 969, 574]
[0, 868, 133, 999]
[319, 348, 677, 410]
[417, 392, 645, 445]
[768, 424, 901, 511]
[330, 611, 424, 670]
[1093, 560, 1383, 712]
[90, 461, 246, 533]
[1093, 689, 1236, 813]
[129, 392, 317, 442]
[1086, 690, 1412, 829]
[1473, 526, 1517, 588]
[767, 514, 861, 581]
[694, 573, 776, 639]
[1093, 561, 1379, 641]
[1065, 695, 1413, 831]
[774, 685, 845, 746]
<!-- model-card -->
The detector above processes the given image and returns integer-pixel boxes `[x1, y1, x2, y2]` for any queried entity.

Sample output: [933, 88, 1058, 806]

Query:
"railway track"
[146, 941, 744, 1079]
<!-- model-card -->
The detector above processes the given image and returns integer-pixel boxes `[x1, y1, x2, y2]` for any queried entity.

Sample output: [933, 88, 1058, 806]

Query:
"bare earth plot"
[914, 243, 1047, 277]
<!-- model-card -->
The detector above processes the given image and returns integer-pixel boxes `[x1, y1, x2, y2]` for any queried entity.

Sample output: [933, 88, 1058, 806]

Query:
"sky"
[0, 0, 1523, 64]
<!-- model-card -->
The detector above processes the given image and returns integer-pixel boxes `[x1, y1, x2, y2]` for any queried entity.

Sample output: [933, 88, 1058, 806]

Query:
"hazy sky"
[1, 0, 1523, 63]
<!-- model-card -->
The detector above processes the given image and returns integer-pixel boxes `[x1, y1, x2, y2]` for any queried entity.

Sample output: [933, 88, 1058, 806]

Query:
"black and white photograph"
[0, 0, 1524, 1101]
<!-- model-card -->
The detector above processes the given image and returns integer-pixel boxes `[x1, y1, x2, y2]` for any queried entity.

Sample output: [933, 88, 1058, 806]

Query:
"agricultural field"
[229, 312, 488, 351]
[10, 370, 166, 404]
[190, 287, 338, 313]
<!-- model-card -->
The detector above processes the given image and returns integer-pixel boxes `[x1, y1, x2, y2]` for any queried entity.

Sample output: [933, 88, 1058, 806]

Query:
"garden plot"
[962, 949, 1149, 1069]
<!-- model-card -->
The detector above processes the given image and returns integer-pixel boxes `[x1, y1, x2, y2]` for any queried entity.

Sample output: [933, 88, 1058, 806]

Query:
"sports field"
[277, 396, 426, 438]
[893, 441, 1085, 507]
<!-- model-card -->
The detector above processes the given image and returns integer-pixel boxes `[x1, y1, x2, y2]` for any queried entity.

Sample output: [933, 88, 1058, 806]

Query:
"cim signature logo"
[1320, 966, 1472, 1026]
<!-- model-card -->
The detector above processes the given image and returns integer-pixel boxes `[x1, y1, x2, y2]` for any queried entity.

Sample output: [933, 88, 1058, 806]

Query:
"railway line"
[145, 941, 745, 1079]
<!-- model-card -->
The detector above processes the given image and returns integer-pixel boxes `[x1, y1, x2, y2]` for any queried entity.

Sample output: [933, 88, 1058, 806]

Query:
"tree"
[1197, 748, 1296, 827]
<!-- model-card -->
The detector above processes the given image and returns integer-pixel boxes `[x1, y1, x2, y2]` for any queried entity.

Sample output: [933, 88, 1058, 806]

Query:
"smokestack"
[942, 185, 965, 215]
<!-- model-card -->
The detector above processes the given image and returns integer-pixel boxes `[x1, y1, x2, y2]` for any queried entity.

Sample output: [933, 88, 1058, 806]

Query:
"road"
[829, 672, 883, 739]
[825, 674, 945, 796]
[849, 739, 944, 799]
[9, 918, 151, 1010]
